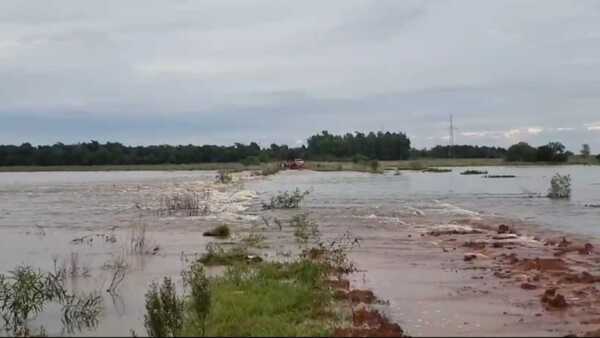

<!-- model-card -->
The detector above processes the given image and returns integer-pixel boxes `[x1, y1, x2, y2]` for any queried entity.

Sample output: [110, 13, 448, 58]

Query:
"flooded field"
[0, 166, 599, 336]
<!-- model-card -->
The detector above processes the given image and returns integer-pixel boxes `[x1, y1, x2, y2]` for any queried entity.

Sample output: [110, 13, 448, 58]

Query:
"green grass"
[198, 245, 253, 266]
[183, 260, 338, 337]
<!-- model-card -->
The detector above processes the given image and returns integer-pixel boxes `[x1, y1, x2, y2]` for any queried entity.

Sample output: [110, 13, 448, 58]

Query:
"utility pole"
[449, 114, 455, 158]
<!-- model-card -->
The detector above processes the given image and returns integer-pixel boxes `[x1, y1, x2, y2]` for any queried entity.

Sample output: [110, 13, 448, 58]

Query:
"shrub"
[262, 189, 310, 209]
[203, 225, 230, 238]
[182, 262, 211, 336]
[144, 277, 184, 337]
[215, 170, 233, 184]
[548, 173, 571, 199]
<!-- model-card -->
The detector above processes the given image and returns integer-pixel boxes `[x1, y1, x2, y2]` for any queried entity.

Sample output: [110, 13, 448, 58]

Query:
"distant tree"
[536, 142, 568, 162]
[581, 144, 591, 158]
[506, 142, 538, 162]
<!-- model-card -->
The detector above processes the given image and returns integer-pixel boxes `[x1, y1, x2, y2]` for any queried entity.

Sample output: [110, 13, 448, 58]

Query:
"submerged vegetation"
[262, 189, 310, 210]
[202, 225, 230, 238]
[159, 192, 208, 217]
[0, 265, 103, 336]
[422, 167, 452, 173]
[548, 173, 572, 199]
[460, 169, 488, 175]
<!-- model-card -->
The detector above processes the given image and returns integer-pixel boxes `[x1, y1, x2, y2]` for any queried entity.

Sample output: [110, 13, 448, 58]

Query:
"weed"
[0, 265, 102, 335]
[105, 253, 128, 294]
[290, 213, 320, 247]
[198, 243, 258, 266]
[422, 167, 452, 173]
[262, 189, 310, 209]
[215, 170, 233, 184]
[202, 225, 230, 238]
[241, 232, 267, 248]
[159, 192, 208, 217]
[460, 169, 488, 175]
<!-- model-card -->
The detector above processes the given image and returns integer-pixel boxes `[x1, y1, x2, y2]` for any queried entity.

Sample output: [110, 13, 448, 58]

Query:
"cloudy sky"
[1, 0, 599, 151]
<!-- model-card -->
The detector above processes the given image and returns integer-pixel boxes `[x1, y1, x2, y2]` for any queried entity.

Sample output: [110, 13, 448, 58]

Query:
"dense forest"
[0, 131, 411, 166]
[0, 131, 585, 166]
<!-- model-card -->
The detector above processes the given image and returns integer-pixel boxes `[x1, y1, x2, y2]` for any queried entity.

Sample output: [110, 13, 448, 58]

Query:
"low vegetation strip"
[185, 260, 337, 337]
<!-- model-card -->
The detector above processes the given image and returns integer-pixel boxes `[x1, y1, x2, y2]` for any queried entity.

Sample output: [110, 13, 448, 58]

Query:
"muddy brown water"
[0, 167, 599, 336]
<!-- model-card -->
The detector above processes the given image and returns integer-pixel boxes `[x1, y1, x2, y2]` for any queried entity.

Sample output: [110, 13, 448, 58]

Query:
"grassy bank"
[181, 260, 338, 337]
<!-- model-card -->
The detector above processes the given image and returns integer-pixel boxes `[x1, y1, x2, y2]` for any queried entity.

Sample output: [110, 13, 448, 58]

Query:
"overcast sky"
[1, 0, 599, 151]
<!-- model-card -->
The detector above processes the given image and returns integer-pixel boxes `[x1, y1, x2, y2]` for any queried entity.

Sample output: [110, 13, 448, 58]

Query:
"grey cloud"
[1, 0, 600, 151]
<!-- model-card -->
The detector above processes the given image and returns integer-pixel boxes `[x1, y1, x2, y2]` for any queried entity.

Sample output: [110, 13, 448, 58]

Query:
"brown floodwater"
[0, 167, 599, 336]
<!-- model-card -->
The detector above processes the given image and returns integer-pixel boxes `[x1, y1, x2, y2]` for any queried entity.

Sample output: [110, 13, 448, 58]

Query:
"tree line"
[0, 132, 594, 166]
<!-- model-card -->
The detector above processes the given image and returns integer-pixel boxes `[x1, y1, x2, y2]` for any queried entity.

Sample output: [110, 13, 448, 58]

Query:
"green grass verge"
[183, 260, 339, 337]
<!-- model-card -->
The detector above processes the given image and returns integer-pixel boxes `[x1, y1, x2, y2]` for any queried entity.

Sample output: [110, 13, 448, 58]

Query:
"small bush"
[144, 277, 184, 337]
[290, 214, 320, 247]
[422, 167, 452, 173]
[460, 169, 488, 175]
[262, 189, 310, 209]
[182, 262, 211, 336]
[215, 170, 233, 184]
[548, 173, 571, 199]
[203, 225, 230, 238]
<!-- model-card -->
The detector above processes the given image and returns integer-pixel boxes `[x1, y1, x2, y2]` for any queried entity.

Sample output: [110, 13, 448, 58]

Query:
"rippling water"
[0, 166, 598, 336]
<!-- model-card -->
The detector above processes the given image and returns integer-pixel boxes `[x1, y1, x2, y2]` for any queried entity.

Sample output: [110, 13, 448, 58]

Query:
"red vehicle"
[283, 158, 305, 170]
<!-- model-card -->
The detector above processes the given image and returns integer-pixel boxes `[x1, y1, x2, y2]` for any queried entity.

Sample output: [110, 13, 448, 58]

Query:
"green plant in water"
[262, 188, 310, 209]
[290, 213, 320, 248]
[0, 265, 102, 336]
[144, 277, 184, 337]
[215, 170, 233, 184]
[198, 243, 259, 266]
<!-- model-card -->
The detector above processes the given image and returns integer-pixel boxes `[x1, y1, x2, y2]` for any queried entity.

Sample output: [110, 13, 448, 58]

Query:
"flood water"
[0, 166, 599, 336]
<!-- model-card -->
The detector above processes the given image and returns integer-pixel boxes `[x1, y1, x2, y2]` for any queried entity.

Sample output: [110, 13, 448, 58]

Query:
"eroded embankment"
[401, 215, 600, 337]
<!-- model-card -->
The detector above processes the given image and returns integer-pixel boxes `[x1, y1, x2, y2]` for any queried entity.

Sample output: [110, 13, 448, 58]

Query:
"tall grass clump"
[159, 192, 207, 217]
[262, 188, 310, 209]
[548, 173, 571, 199]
